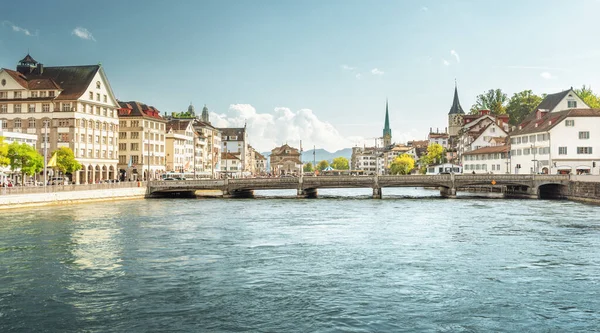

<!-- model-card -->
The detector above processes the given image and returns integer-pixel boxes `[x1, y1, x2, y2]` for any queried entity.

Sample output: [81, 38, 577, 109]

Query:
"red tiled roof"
[511, 108, 600, 136]
[463, 145, 510, 155]
[2, 69, 28, 88]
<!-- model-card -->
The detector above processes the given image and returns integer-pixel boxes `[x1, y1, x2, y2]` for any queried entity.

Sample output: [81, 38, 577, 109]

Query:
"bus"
[161, 171, 212, 180]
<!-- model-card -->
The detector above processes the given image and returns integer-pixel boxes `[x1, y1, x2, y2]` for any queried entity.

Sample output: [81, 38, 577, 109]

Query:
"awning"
[575, 166, 591, 170]
[556, 166, 572, 170]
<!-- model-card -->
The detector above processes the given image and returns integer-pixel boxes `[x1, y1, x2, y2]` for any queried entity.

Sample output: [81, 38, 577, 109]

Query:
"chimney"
[445, 127, 447, 133]
[36, 63, 44, 75]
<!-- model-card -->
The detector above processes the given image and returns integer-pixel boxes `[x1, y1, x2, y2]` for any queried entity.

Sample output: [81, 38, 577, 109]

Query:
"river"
[1, 188, 599, 332]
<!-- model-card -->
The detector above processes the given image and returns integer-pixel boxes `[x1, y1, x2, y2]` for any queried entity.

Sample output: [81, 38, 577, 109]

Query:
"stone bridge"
[147, 174, 570, 199]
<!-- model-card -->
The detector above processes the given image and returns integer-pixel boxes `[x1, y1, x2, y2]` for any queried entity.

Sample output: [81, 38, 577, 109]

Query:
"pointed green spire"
[383, 99, 391, 146]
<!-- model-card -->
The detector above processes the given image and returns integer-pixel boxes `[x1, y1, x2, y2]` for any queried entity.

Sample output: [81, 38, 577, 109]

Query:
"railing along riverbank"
[0, 181, 146, 195]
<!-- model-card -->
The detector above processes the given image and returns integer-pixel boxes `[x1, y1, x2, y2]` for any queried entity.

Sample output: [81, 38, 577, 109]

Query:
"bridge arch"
[538, 183, 567, 200]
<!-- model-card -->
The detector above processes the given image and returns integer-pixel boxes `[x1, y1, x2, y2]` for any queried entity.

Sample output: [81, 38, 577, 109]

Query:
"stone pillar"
[75, 169, 80, 185]
[440, 187, 457, 198]
[527, 186, 539, 199]
[373, 187, 382, 199]
[91, 167, 96, 184]
[105, 166, 109, 180]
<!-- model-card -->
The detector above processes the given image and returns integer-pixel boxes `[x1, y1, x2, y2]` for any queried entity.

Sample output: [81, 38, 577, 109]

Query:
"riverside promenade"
[0, 182, 147, 210]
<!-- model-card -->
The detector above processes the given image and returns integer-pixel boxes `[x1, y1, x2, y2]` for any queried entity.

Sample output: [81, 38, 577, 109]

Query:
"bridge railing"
[229, 178, 299, 185]
[149, 179, 225, 187]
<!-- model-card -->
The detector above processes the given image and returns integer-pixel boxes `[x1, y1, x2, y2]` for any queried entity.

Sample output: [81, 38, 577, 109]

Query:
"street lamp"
[43, 120, 49, 190]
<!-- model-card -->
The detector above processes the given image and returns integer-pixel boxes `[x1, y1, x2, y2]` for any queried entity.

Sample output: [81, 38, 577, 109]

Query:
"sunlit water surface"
[1, 188, 599, 332]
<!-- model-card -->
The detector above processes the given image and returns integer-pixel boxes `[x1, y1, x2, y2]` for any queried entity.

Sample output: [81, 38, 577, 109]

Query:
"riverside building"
[117, 101, 167, 181]
[0, 54, 120, 184]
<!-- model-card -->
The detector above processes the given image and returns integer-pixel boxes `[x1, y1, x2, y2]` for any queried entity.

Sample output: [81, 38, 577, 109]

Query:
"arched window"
[28, 118, 36, 128]
[14, 118, 22, 128]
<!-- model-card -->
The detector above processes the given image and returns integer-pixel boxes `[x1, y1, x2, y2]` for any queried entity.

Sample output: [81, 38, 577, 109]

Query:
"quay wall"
[566, 181, 600, 205]
[0, 187, 146, 210]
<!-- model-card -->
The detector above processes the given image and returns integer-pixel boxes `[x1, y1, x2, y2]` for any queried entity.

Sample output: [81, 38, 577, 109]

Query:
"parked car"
[48, 177, 69, 185]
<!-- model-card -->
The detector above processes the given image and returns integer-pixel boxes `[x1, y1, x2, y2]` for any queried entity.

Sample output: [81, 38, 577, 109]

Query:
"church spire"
[448, 82, 465, 115]
[383, 99, 392, 147]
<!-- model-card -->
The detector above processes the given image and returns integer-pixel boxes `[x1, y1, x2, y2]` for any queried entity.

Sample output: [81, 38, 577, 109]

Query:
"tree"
[53, 147, 82, 175]
[0, 136, 9, 167]
[505, 90, 543, 125]
[330, 157, 349, 170]
[390, 154, 415, 175]
[7, 142, 43, 182]
[574, 85, 600, 108]
[316, 160, 330, 171]
[417, 143, 446, 174]
[303, 162, 314, 172]
[470, 89, 508, 115]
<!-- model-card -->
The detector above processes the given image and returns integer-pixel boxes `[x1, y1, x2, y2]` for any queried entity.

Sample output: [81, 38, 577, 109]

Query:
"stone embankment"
[566, 175, 600, 204]
[0, 182, 147, 210]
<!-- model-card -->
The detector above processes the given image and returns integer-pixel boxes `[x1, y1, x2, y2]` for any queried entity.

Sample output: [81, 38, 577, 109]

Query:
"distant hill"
[261, 148, 352, 165]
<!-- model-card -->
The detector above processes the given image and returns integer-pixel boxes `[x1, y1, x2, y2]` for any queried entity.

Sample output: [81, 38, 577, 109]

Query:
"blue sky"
[2, 0, 600, 152]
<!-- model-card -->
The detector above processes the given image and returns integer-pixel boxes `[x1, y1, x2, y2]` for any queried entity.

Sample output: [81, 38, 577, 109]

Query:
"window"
[89, 92, 94, 100]
[58, 119, 69, 127]
[568, 100, 577, 108]
[0, 105, 6, 113]
[517, 149, 522, 156]
[119, 143, 126, 151]
[31, 91, 38, 98]
[88, 135, 92, 143]
[28, 118, 36, 127]
[87, 149, 92, 158]
[577, 147, 593, 154]
[95, 135, 99, 144]
[1, 121, 6, 129]
[14, 91, 22, 98]
[103, 95, 107, 103]
[579, 131, 590, 139]
[95, 122, 100, 130]
[131, 143, 139, 151]
[42, 103, 50, 112]
[62, 103, 71, 112]
[522, 136, 528, 144]
[95, 150, 99, 158]
[14, 119, 21, 128]
[103, 108, 107, 116]
[565, 119, 575, 127]
[49, 91, 55, 97]
[96, 106, 100, 115]
[131, 132, 139, 139]
[40, 91, 46, 98]
[28, 104, 35, 113]
[14, 104, 22, 113]
[80, 134, 85, 142]
[230, 136, 238, 140]
[96, 93, 100, 101]
[119, 155, 126, 164]
[523, 148, 530, 155]
[558, 147, 567, 155]
[59, 133, 69, 142]
[496, 164, 500, 170]
[96, 81, 101, 89]
[0, 92, 7, 99]
[119, 132, 126, 139]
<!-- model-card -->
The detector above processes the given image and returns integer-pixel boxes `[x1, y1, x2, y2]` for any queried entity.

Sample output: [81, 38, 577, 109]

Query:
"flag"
[47, 152, 57, 167]
[128, 156, 132, 168]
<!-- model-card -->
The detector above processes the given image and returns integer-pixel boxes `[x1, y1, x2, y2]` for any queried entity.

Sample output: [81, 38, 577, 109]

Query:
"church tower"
[188, 102, 195, 117]
[383, 99, 392, 147]
[201, 104, 210, 123]
[448, 82, 465, 137]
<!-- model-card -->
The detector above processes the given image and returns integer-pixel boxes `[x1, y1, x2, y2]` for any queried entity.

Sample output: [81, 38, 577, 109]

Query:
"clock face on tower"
[452, 114, 463, 125]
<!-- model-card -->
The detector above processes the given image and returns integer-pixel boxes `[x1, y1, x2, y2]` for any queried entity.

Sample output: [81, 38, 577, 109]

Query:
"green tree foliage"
[389, 154, 415, 175]
[330, 157, 349, 170]
[316, 160, 330, 171]
[574, 85, 600, 108]
[7, 142, 43, 180]
[0, 136, 9, 167]
[171, 111, 194, 118]
[418, 143, 446, 174]
[505, 90, 543, 125]
[303, 162, 314, 172]
[54, 147, 82, 174]
[470, 89, 508, 115]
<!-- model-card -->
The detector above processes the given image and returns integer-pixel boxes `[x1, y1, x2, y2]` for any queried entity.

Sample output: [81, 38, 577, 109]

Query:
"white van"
[48, 177, 69, 185]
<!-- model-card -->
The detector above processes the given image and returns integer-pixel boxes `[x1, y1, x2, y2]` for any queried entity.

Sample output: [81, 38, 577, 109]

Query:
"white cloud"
[442, 59, 450, 66]
[72, 27, 96, 41]
[210, 104, 360, 152]
[371, 68, 384, 75]
[355, 73, 362, 79]
[341, 64, 355, 71]
[2, 21, 37, 36]
[450, 49, 460, 63]
[540, 72, 554, 80]
[421, 6, 429, 11]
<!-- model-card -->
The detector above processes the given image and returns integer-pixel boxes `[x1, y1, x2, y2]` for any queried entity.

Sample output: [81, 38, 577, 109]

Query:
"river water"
[1, 188, 599, 332]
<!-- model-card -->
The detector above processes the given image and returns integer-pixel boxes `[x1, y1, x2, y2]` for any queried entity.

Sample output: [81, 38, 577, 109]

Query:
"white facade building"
[426, 163, 462, 175]
[351, 146, 385, 175]
[509, 109, 600, 175]
[462, 145, 510, 174]
[166, 119, 195, 173]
